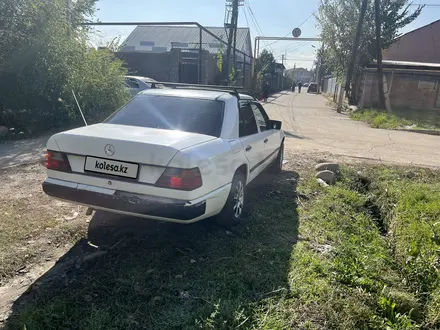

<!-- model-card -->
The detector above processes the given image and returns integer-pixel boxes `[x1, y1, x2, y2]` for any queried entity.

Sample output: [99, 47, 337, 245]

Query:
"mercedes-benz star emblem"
[104, 144, 115, 156]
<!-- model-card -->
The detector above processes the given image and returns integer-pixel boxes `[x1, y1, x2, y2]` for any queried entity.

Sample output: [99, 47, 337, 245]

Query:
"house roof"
[391, 19, 440, 43]
[120, 26, 252, 57]
[367, 60, 440, 70]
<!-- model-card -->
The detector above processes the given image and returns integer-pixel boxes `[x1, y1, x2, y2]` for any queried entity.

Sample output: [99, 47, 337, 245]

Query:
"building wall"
[116, 50, 224, 84]
[360, 70, 440, 110]
[115, 52, 172, 82]
[383, 20, 440, 63]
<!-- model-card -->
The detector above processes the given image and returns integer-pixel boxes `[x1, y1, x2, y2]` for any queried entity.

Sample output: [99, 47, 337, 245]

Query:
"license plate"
[84, 157, 139, 179]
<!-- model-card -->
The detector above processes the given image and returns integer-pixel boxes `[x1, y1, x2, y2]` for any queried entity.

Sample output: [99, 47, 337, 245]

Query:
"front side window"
[105, 95, 224, 137]
[239, 103, 258, 137]
[251, 103, 270, 131]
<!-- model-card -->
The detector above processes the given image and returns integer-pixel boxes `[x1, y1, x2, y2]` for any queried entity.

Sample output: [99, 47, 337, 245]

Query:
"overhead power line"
[409, 3, 440, 6]
[244, 0, 274, 52]
[242, 2, 250, 27]
[265, 10, 317, 48]
[283, 41, 314, 54]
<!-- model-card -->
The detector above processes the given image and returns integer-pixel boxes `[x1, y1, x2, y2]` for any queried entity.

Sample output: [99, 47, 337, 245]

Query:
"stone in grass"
[316, 170, 336, 185]
[315, 162, 340, 173]
[316, 178, 329, 187]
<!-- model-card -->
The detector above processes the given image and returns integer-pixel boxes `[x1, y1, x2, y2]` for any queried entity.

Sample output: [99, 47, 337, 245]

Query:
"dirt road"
[1, 93, 439, 169]
[265, 92, 440, 168]
[0, 136, 47, 168]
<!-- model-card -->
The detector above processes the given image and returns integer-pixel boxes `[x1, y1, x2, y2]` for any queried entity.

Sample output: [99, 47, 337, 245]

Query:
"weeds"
[350, 109, 439, 130]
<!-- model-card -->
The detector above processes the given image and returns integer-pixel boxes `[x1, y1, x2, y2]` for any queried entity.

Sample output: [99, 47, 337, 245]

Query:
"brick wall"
[390, 74, 439, 109]
[360, 70, 440, 110]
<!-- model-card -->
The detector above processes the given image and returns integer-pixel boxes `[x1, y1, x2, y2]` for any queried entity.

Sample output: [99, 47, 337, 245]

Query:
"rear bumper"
[42, 178, 214, 222]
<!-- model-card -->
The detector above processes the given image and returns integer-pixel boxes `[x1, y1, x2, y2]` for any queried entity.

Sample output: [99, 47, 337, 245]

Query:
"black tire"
[215, 171, 246, 226]
[270, 142, 284, 174]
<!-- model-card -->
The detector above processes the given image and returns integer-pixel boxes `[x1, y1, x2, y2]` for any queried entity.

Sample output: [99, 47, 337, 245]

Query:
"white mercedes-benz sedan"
[42, 87, 284, 225]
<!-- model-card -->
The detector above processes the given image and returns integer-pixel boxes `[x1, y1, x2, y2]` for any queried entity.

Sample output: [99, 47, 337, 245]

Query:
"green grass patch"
[364, 168, 440, 327]
[4, 167, 440, 329]
[350, 109, 440, 130]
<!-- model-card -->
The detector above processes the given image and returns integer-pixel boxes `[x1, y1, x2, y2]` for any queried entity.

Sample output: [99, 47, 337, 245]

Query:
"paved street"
[265, 91, 440, 168]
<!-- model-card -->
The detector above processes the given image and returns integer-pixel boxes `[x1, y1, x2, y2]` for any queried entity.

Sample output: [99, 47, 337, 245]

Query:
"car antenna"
[71, 90, 88, 126]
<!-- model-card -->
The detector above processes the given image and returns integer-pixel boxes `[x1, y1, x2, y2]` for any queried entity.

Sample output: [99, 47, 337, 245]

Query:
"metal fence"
[86, 22, 254, 89]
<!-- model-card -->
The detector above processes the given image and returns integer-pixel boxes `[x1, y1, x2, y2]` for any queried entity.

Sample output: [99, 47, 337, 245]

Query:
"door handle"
[245, 145, 252, 152]
[264, 138, 269, 143]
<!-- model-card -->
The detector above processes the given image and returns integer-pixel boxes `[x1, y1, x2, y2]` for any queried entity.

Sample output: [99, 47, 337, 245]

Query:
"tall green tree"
[317, 0, 422, 102]
[0, 0, 129, 135]
[258, 49, 276, 75]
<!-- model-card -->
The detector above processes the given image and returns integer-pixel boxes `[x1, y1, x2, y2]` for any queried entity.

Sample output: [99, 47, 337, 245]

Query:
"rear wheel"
[215, 172, 246, 226]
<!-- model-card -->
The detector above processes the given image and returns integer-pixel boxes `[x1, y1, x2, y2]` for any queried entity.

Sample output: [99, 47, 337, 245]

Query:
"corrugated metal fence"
[322, 76, 342, 101]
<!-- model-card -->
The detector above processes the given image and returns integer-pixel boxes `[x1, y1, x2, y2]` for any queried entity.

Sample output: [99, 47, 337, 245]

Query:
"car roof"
[125, 75, 157, 82]
[139, 88, 235, 100]
[139, 88, 255, 101]
[239, 93, 255, 100]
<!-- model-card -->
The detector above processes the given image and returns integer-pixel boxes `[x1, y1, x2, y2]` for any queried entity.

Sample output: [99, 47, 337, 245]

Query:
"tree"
[315, 46, 333, 81]
[317, 0, 422, 104]
[258, 49, 276, 76]
[344, 0, 368, 99]
[0, 0, 129, 136]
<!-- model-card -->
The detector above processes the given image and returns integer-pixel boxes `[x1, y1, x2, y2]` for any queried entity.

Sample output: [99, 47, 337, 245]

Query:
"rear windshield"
[105, 94, 224, 137]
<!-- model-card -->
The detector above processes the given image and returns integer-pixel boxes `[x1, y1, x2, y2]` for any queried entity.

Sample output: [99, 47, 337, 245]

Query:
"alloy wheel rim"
[233, 181, 244, 218]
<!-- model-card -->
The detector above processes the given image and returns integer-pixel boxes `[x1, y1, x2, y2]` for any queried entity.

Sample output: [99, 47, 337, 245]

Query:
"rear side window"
[125, 78, 139, 89]
[239, 103, 258, 137]
[105, 95, 224, 137]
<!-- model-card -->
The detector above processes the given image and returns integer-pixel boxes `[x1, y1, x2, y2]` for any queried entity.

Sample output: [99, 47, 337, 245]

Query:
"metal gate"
[179, 49, 199, 84]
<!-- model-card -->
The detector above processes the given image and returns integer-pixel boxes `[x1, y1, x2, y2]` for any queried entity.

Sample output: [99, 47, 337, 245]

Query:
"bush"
[0, 0, 129, 138]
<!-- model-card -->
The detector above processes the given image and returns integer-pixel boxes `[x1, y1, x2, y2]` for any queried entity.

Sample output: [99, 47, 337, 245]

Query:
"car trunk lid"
[53, 123, 217, 167]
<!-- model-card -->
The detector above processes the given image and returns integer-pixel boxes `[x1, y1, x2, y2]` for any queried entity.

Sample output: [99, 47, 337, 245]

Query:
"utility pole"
[316, 44, 324, 94]
[342, 0, 368, 108]
[375, 0, 386, 109]
[281, 54, 285, 90]
[223, 0, 240, 84]
[232, 14, 238, 72]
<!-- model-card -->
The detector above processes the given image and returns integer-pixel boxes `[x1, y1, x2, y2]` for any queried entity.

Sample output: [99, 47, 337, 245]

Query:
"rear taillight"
[45, 150, 71, 172]
[155, 168, 202, 191]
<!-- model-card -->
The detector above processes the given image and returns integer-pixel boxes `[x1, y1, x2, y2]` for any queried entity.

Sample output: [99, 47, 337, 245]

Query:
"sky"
[92, 0, 440, 70]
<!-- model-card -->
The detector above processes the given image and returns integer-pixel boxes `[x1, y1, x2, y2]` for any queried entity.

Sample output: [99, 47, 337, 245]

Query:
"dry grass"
[0, 164, 87, 282]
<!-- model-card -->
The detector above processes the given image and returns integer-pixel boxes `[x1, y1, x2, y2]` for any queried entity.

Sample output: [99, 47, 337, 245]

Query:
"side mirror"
[268, 120, 282, 130]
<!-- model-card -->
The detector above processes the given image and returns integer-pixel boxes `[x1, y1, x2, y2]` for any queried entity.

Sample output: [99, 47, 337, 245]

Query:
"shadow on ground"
[4, 170, 299, 330]
[265, 91, 290, 104]
[284, 130, 307, 140]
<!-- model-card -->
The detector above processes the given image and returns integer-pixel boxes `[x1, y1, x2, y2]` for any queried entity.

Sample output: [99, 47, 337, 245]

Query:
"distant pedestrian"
[298, 81, 303, 94]
[262, 81, 269, 102]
